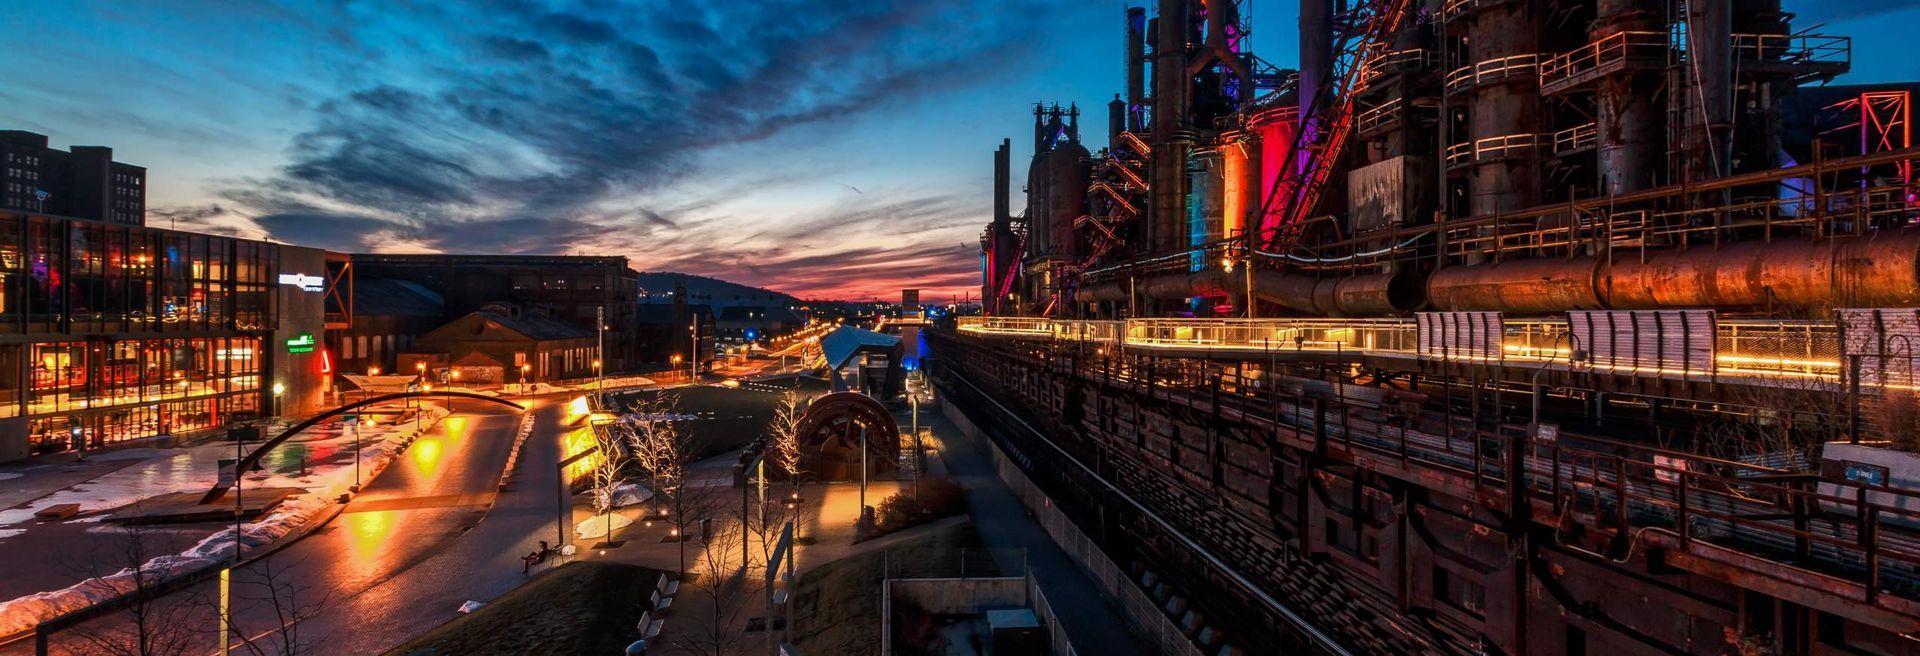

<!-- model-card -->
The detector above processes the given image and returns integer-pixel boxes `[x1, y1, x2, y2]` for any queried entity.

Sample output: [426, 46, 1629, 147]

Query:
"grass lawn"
[789, 520, 1000, 656]
[385, 561, 665, 656]
[612, 378, 830, 458]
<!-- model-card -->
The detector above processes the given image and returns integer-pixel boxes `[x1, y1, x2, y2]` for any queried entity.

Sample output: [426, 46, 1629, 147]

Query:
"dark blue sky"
[1, 1, 1915, 300]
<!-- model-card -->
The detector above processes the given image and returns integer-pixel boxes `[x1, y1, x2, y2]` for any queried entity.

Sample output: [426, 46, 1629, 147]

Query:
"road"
[15, 395, 577, 656]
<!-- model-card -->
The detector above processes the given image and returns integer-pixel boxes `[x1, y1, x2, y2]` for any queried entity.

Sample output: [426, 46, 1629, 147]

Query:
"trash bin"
[625, 639, 649, 655]
[227, 425, 264, 442]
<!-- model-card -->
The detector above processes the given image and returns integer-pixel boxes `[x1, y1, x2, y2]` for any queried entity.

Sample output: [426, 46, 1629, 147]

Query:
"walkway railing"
[958, 315, 1854, 386]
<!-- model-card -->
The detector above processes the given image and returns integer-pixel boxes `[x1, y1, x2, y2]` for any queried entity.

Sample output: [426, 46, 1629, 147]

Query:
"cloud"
[212, 0, 1055, 299]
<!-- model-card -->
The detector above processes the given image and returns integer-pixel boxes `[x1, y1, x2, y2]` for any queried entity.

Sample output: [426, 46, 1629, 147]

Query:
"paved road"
[14, 395, 576, 656]
[928, 409, 1148, 656]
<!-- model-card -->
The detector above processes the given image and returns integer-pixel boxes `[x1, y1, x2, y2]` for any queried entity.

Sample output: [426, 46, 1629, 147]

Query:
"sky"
[2, 1, 1917, 302]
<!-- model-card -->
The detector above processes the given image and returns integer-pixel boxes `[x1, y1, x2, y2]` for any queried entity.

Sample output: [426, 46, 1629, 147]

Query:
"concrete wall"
[889, 577, 1028, 613]
[881, 575, 1076, 656]
[272, 245, 332, 417]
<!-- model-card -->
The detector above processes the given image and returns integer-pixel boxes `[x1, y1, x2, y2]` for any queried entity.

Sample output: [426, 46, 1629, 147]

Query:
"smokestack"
[1126, 7, 1147, 133]
[1067, 103, 1081, 143]
[1034, 105, 1048, 153]
[1150, 0, 1193, 255]
[1109, 95, 1126, 145]
[995, 138, 1011, 227]
[1298, 0, 1333, 133]
[1595, 0, 1663, 194]
[1687, 0, 1733, 181]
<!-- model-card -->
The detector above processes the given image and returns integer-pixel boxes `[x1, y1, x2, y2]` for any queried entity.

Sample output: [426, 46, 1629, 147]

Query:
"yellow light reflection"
[562, 426, 598, 484]
[410, 435, 443, 475]
[342, 509, 397, 565]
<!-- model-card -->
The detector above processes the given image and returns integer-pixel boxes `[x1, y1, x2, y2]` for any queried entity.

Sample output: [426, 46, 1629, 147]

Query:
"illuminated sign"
[278, 273, 324, 293]
[285, 333, 317, 354]
[216, 347, 256, 361]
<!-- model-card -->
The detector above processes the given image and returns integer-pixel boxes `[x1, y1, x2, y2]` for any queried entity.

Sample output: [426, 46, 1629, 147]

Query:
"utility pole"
[597, 305, 606, 391]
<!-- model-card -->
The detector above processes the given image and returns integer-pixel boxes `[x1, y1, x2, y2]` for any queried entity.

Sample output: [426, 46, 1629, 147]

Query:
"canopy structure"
[818, 325, 904, 398]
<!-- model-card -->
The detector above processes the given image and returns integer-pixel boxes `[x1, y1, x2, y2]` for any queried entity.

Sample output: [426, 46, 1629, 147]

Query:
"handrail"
[1445, 53, 1543, 92]
[959, 315, 1853, 385]
[1538, 31, 1669, 88]
[1447, 133, 1545, 166]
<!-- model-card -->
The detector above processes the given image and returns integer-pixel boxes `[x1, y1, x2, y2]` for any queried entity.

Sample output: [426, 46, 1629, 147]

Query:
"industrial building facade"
[960, 1, 1920, 655]
[341, 254, 640, 372]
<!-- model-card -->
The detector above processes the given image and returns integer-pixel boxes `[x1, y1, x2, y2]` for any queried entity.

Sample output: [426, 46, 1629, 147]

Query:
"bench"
[635, 611, 664, 639]
[34, 504, 81, 521]
[656, 573, 680, 597]
[650, 589, 673, 612]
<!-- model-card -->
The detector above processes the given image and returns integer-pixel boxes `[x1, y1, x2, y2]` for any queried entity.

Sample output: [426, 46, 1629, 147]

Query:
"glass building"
[0, 210, 290, 459]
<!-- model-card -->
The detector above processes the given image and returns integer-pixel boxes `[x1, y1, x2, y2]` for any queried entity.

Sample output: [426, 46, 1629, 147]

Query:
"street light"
[592, 359, 602, 390]
[520, 363, 531, 394]
[270, 382, 285, 419]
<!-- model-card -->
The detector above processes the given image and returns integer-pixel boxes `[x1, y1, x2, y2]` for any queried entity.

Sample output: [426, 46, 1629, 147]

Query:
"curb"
[498, 412, 538, 492]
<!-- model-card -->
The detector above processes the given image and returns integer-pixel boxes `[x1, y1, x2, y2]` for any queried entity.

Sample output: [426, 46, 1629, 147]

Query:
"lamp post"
[671, 354, 683, 384]
[270, 382, 285, 421]
[420, 382, 431, 434]
[415, 361, 427, 418]
[596, 305, 606, 391]
[447, 370, 458, 408]
[520, 363, 531, 395]
[689, 321, 699, 384]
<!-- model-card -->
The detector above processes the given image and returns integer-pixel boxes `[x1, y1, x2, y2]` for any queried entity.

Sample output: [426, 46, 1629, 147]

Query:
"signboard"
[1844, 461, 1890, 486]
[285, 333, 317, 354]
[217, 458, 237, 486]
[278, 273, 324, 293]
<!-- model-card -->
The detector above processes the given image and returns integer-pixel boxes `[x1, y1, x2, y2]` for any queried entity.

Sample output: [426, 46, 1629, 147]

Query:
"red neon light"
[318, 348, 332, 374]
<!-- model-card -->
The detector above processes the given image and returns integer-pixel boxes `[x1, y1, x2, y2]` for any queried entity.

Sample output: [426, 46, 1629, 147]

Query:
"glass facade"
[0, 211, 280, 453]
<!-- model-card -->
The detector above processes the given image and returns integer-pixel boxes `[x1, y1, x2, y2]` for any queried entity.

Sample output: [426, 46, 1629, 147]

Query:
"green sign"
[285, 333, 317, 354]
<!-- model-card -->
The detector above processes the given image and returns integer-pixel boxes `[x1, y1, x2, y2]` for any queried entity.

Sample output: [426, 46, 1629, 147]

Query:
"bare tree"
[672, 514, 754, 656]
[64, 523, 211, 656]
[587, 418, 631, 543]
[622, 392, 680, 520]
[763, 391, 817, 544]
[229, 555, 329, 656]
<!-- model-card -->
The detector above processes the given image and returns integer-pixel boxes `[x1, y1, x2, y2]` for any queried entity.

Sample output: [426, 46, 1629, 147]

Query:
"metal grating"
[1416, 311, 1503, 362]
[1569, 310, 1717, 379]
[1840, 308, 1920, 388]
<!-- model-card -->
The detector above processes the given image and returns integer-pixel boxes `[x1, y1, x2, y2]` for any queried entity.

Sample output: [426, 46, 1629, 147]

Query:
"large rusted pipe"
[1607, 230, 1920, 310]
[1428, 230, 1920, 314]
[1428, 257, 1606, 315]
[1244, 269, 1425, 316]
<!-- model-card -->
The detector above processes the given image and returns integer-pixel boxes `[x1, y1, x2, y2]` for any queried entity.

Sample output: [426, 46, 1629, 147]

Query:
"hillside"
[634, 272, 800, 305]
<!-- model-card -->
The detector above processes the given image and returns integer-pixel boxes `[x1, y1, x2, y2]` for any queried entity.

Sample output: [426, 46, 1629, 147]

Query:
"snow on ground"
[0, 405, 454, 637]
[0, 473, 22, 482]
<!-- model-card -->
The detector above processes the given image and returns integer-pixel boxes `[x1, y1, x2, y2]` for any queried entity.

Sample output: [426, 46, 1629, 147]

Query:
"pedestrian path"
[923, 410, 1146, 656]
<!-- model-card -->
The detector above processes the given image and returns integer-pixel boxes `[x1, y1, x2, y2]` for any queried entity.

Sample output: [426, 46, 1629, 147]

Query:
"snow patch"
[0, 405, 455, 637]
